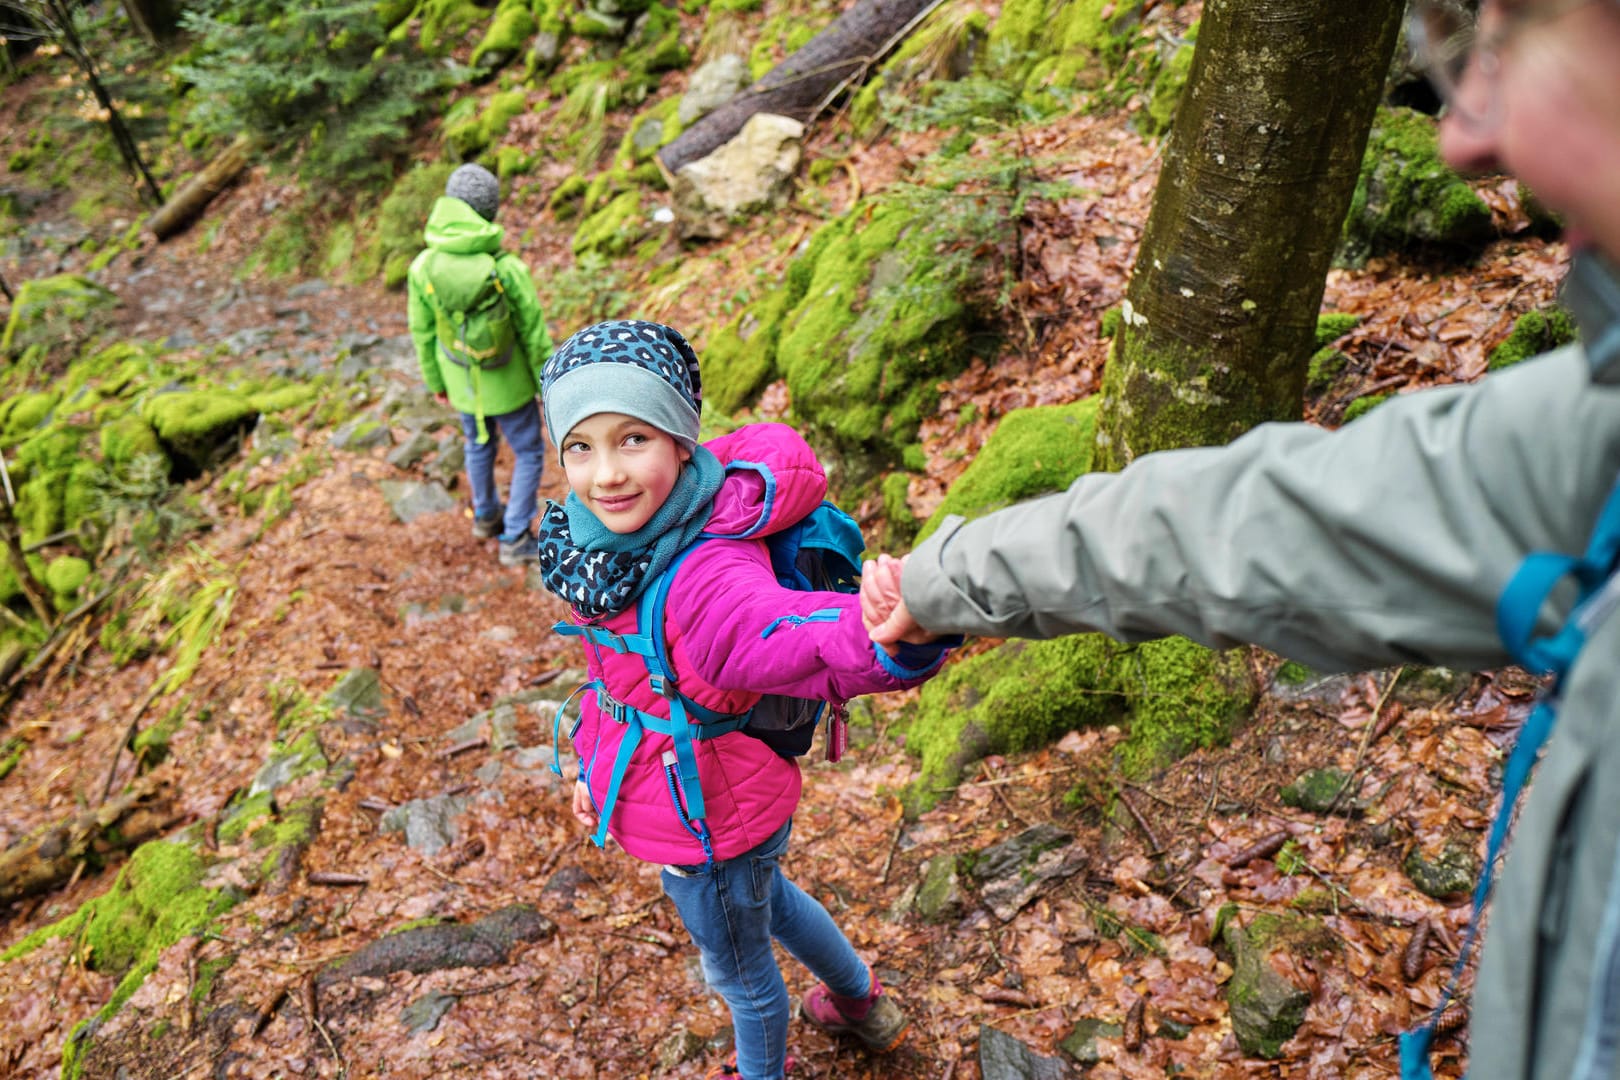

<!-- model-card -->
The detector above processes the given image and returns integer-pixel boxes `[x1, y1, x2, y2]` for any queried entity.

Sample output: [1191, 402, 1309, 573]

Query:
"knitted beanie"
[542, 320, 703, 462]
[445, 163, 500, 221]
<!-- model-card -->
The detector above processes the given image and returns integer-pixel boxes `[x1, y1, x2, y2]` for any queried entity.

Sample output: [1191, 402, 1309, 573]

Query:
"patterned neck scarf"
[536, 446, 725, 619]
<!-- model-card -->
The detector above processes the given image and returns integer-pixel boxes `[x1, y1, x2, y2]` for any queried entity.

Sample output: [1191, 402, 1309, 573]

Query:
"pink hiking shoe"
[800, 970, 910, 1053]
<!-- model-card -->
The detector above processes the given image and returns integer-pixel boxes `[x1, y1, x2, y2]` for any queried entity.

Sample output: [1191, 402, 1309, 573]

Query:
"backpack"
[550, 500, 866, 853]
[421, 249, 516, 372]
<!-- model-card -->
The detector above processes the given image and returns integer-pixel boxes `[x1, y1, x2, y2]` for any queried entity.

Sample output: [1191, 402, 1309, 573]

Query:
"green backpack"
[422, 249, 516, 372]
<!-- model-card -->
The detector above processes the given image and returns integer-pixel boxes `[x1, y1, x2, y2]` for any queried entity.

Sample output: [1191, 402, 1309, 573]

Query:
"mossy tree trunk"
[1094, 0, 1404, 470]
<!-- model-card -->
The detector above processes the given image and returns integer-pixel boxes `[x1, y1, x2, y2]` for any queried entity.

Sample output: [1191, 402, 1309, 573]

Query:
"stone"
[1403, 842, 1479, 900]
[678, 53, 750, 126]
[914, 854, 965, 923]
[1222, 916, 1314, 1059]
[386, 431, 439, 470]
[379, 794, 470, 856]
[1280, 768, 1353, 814]
[1058, 1017, 1122, 1066]
[400, 990, 457, 1034]
[979, 1025, 1075, 1079]
[972, 824, 1084, 922]
[324, 668, 387, 720]
[379, 480, 458, 523]
[671, 113, 804, 240]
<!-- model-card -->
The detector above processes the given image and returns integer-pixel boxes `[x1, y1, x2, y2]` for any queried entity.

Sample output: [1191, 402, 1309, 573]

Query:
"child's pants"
[459, 399, 544, 542]
[661, 819, 873, 1080]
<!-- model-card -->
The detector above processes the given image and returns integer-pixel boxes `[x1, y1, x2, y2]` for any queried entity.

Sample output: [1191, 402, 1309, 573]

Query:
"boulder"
[671, 113, 804, 240]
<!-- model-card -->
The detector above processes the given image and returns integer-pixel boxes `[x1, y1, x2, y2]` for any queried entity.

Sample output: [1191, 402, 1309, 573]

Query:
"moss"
[246, 384, 319, 415]
[1314, 312, 1359, 348]
[1305, 348, 1347, 395]
[44, 555, 90, 608]
[495, 144, 532, 178]
[1341, 393, 1389, 423]
[1143, 35, 1194, 137]
[702, 285, 796, 417]
[470, 0, 537, 70]
[1274, 660, 1313, 686]
[1340, 107, 1493, 265]
[7, 839, 239, 1075]
[571, 190, 648, 258]
[417, 0, 485, 50]
[99, 413, 165, 470]
[1114, 637, 1253, 774]
[1, 388, 62, 438]
[255, 797, 324, 880]
[191, 954, 235, 1003]
[1, 274, 119, 357]
[1488, 307, 1577, 371]
[1280, 768, 1351, 813]
[141, 391, 258, 474]
[918, 399, 1098, 543]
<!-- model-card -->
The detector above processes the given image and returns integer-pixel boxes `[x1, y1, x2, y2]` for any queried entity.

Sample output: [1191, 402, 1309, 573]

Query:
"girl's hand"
[862, 554, 939, 652]
[572, 781, 599, 833]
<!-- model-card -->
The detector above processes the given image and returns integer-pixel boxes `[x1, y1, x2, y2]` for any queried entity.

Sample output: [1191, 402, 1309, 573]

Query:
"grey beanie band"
[542, 320, 703, 463]
[445, 163, 500, 220]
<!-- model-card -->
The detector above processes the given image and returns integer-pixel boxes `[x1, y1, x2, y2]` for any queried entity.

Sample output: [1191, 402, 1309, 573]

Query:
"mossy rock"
[1488, 307, 1577, 372]
[1403, 841, 1479, 900]
[1220, 912, 1326, 1058]
[1341, 392, 1390, 424]
[1314, 312, 1359, 348]
[355, 162, 456, 288]
[141, 391, 259, 475]
[470, 0, 537, 74]
[0, 273, 119, 357]
[0, 388, 62, 439]
[571, 190, 649, 258]
[217, 790, 276, 846]
[1339, 107, 1493, 266]
[1280, 767, 1351, 813]
[44, 554, 90, 610]
[99, 412, 166, 471]
[917, 398, 1098, 543]
[1060, 1017, 1123, 1066]
[902, 632, 1253, 813]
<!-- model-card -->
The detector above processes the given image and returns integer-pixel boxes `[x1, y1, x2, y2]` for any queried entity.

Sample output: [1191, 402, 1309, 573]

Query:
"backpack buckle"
[648, 673, 675, 698]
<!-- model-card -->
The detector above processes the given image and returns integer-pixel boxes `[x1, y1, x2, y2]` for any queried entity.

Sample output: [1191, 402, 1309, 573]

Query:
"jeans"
[661, 820, 871, 1080]
[459, 399, 544, 543]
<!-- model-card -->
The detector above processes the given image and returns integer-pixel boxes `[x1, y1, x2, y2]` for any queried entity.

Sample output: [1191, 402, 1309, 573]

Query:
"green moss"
[141, 392, 258, 473]
[571, 190, 647, 258]
[1, 389, 62, 438]
[1274, 660, 1313, 686]
[255, 797, 324, 880]
[1314, 312, 1359, 348]
[918, 399, 1098, 542]
[356, 163, 452, 290]
[247, 384, 319, 415]
[99, 413, 165, 470]
[1488, 307, 1577, 371]
[905, 632, 1253, 812]
[1, 274, 119, 357]
[1144, 36, 1195, 137]
[44, 555, 90, 606]
[1340, 107, 1493, 265]
[132, 702, 190, 767]
[470, 0, 537, 70]
[1305, 348, 1347, 395]
[191, 954, 235, 1003]
[1341, 393, 1389, 423]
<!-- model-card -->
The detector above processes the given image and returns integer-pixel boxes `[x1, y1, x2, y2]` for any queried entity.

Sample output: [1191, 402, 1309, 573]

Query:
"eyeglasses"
[1407, 0, 1601, 131]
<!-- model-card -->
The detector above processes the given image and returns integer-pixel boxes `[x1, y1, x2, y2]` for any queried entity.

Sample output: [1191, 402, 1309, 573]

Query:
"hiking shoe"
[471, 506, 504, 540]
[801, 971, 909, 1053]
[704, 1050, 795, 1078]
[497, 530, 539, 567]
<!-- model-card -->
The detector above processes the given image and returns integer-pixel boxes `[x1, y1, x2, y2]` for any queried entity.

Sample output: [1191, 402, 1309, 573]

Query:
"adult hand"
[572, 780, 599, 833]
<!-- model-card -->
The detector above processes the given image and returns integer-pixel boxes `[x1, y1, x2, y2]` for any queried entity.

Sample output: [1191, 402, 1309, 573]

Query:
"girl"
[537, 320, 952, 1080]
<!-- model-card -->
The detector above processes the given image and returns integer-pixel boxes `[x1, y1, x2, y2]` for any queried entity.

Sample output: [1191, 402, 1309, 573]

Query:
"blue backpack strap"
[635, 544, 716, 825]
[1402, 473, 1620, 1079]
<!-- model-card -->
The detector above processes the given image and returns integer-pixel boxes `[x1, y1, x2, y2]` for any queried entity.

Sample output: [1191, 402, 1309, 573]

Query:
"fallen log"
[0, 773, 178, 905]
[147, 134, 256, 241]
[658, 0, 942, 176]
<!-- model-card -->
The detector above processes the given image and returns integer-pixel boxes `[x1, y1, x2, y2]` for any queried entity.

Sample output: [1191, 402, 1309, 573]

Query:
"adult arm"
[903, 346, 1620, 673]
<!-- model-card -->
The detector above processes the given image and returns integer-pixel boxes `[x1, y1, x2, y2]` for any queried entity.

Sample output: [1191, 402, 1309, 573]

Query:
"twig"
[99, 678, 167, 804]
[879, 821, 903, 886]
[1116, 788, 1163, 855]
[1326, 669, 1404, 816]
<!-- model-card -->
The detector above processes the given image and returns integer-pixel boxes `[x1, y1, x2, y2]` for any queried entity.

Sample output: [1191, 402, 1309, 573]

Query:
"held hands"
[860, 553, 938, 652]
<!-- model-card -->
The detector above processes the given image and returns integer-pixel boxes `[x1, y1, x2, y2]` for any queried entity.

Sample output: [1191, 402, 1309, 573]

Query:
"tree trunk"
[658, 0, 941, 175]
[147, 135, 256, 240]
[119, 0, 179, 43]
[1094, 0, 1405, 470]
[0, 774, 177, 905]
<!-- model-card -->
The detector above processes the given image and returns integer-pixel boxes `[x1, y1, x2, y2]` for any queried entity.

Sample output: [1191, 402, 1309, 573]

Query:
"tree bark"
[147, 135, 256, 240]
[119, 0, 179, 44]
[0, 774, 177, 905]
[1093, 0, 1405, 470]
[658, 0, 941, 175]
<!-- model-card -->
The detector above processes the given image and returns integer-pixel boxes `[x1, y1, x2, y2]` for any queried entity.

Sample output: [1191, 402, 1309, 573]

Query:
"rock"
[1403, 842, 1479, 900]
[287, 279, 330, 298]
[1280, 768, 1352, 813]
[914, 854, 965, 923]
[379, 479, 458, 523]
[1058, 1017, 1122, 1066]
[251, 731, 329, 797]
[329, 418, 394, 452]
[671, 113, 804, 240]
[1393, 666, 1473, 708]
[971, 823, 1084, 922]
[657, 1029, 708, 1071]
[1221, 915, 1315, 1059]
[324, 668, 387, 720]
[979, 1025, 1076, 1079]
[678, 53, 750, 126]
[386, 431, 439, 470]
[379, 793, 470, 856]
[400, 990, 457, 1034]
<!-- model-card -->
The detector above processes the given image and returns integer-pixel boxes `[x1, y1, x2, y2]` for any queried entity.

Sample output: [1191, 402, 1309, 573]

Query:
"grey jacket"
[905, 254, 1620, 1079]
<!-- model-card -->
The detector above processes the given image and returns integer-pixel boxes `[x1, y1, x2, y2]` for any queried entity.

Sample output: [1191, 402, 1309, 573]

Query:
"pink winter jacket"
[565, 422, 944, 865]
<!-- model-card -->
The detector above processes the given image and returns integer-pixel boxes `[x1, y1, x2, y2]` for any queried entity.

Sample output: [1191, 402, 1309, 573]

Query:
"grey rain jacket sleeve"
[903, 343, 1620, 674]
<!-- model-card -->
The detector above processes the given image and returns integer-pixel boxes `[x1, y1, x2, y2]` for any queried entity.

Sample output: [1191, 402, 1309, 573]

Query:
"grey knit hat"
[445, 163, 500, 221]
[542, 320, 703, 463]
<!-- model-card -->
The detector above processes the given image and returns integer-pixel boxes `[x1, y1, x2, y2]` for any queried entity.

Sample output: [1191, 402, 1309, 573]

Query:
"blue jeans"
[661, 820, 871, 1080]
[459, 399, 544, 543]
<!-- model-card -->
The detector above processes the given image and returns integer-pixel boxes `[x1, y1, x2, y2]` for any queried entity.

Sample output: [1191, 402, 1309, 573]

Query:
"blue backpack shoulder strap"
[1401, 471, 1620, 1079]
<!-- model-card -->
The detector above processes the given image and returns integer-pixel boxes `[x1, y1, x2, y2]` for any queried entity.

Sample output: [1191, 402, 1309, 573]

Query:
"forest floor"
[0, 52, 1576, 1080]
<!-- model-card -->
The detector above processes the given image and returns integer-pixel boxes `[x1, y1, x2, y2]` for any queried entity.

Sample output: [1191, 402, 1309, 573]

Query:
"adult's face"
[1436, 0, 1620, 261]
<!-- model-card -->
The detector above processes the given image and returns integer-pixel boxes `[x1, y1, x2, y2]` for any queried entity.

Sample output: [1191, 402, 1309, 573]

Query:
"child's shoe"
[800, 970, 909, 1052]
[471, 506, 504, 540]
[704, 1050, 795, 1078]
[497, 529, 539, 566]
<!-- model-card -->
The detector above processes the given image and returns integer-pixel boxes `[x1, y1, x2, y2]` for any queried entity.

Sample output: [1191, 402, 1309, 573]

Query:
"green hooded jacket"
[407, 196, 553, 441]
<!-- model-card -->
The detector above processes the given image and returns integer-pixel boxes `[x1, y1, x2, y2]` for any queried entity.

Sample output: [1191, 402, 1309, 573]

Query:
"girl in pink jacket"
[537, 321, 951, 1080]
